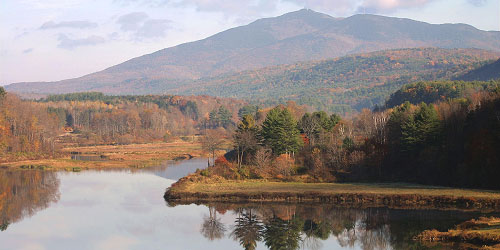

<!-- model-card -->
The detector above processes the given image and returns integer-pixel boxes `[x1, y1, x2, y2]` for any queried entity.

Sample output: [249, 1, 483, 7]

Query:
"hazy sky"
[1, 0, 499, 85]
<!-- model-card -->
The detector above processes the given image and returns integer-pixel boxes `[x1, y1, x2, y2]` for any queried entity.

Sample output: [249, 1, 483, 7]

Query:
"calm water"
[0, 159, 498, 250]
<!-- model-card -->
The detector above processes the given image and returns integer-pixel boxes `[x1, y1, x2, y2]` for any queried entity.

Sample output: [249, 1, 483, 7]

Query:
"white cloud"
[57, 34, 105, 49]
[467, 0, 487, 7]
[40, 20, 98, 29]
[135, 19, 172, 38]
[117, 12, 149, 31]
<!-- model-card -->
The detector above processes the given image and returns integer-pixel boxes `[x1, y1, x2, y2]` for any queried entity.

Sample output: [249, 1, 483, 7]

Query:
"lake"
[0, 158, 498, 250]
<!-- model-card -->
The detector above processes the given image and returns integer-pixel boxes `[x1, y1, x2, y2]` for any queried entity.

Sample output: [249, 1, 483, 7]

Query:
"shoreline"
[164, 178, 500, 210]
[0, 141, 204, 170]
[415, 217, 500, 249]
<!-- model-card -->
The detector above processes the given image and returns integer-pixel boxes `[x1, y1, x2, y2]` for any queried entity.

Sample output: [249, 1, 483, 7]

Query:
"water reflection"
[201, 206, 227, 240]
[1, 159, 499, 250]
[0, 170, 60, 232]
[231, 209, 263, 250]
[196, 203, 500, 250]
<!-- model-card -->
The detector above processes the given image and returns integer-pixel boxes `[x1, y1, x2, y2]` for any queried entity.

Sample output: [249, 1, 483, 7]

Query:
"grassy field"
[166, 178, 500, 209]
[175, 180, 500, 199]
[1, 140, 205, 170]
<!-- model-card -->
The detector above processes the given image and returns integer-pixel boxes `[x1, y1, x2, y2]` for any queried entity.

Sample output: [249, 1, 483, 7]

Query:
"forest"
[0, 88, 246, 162]
[200, 80, 500, 189]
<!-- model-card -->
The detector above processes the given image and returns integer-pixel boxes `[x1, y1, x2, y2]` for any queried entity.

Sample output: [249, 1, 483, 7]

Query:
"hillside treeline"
[203, 81, 500, 189]
[384, 80, 500, 108]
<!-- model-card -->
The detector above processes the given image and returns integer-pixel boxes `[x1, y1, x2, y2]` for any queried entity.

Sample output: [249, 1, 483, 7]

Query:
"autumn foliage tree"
[0, 91, 61, 162]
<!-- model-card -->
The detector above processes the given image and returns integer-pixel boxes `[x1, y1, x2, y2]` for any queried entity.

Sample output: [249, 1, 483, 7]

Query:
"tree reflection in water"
[201, 206, 226, 240]
[230, 208, 264, 250]
[0, 170, 60, 232]
[196, 203, 498, 250]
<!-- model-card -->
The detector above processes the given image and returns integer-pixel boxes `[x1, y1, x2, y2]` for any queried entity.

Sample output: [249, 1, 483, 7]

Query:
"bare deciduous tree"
[201, 129, 225, 166]
[253, 147, 272, 170]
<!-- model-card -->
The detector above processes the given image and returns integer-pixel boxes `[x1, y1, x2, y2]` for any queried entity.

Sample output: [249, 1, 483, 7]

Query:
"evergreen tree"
[401, 103, 441, 154]
[238, 105, 259, 120]
[218, 106, 232, 128]
[0, 87, 5, 100]
[261, 107, 303, 155]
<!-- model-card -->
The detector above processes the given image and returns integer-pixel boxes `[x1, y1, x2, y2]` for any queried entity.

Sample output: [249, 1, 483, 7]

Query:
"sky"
[1, 0, 499, 85]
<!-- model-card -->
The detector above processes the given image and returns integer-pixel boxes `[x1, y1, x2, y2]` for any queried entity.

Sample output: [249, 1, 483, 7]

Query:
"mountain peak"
[277, 8, 335, 21]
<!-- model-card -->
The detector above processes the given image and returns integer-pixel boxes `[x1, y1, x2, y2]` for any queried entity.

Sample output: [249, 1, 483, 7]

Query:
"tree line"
[39, 92, 246, 145]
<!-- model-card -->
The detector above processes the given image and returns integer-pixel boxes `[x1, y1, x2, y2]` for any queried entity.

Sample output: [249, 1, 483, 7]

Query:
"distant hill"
[170, 48, 500, 113]
[6, 9, 500, 96]
[458, 59, 500, 81]
[385, 80, 500, 108]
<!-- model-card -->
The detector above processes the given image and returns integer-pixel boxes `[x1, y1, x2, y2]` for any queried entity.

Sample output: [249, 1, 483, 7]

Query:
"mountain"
[6, 9, 500, 95]
[458, 59, 500, 81]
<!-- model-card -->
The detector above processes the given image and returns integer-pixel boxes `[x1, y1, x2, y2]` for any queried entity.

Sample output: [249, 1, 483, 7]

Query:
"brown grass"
[165, 177, 500, 210]
[416, 217, 500, 248]
[1, 140, 204, 170]
[174, 178, 500, 199]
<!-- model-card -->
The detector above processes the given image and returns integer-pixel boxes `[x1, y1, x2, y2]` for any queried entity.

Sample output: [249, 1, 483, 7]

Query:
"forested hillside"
[175, 48, 499, 114]
[6, 9, 500, 96]
[458, 59, 500, 81]
[384, 80, 500, 108]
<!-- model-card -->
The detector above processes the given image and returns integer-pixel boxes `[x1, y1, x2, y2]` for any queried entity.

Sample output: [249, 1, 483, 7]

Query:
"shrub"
[200, 169, 210, 177]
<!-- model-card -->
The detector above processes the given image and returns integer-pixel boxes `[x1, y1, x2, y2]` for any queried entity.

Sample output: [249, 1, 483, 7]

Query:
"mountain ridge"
[6, 9, 500, 95]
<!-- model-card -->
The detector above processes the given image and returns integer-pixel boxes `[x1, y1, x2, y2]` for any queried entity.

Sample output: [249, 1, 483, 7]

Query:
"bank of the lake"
[415, 217, 500, 249]
[165, 177, 500, 210]
[1, 141, 204, 170]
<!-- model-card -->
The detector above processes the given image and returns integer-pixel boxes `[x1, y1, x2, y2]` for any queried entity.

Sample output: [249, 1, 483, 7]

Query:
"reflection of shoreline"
[0, 170, 60, 231]
[197, 203, 500, 250]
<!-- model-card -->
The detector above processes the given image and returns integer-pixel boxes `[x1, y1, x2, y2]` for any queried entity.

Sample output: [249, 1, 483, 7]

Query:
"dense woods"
[0, 87, 61, 162]
[200, 81, 500, 189]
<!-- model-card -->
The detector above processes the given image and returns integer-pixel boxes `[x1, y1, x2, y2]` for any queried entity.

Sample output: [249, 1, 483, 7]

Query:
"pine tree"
[261, 107, 302, 155]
